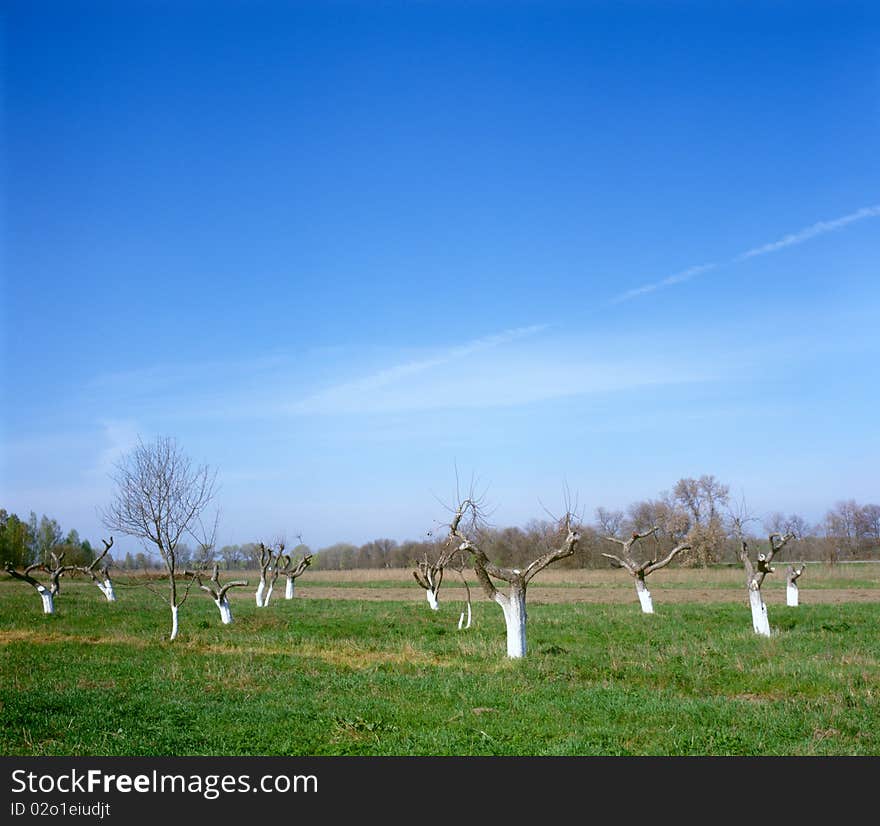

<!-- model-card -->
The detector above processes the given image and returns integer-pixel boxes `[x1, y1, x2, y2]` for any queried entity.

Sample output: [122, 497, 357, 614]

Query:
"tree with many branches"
[101, 435, 219, 640]
[601, 527, 691, 613]
[441, 489, 580, 658]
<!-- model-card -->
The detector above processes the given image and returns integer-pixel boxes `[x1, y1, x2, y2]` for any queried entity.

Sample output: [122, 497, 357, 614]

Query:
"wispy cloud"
[611, 204, 880, 304]
[285, 324, 549, 414]
[279, 327, 715, 417]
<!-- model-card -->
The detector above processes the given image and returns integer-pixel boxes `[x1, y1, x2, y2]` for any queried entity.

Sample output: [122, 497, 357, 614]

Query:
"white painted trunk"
[285, 578, 294, 600]
[426, 588, 439, 611]
[255, 580, 265, 607]
[215, 596, 233, 624]
[496, 590, 527, 658]
[98, 579, 117, 602]
[749, 588, 771, 636]
[169, 605, 179, 640]
[458, 602, 472, 630]
[635, 579, 654, 614]
[37, 586, 54, 615]
[786, 583, 799, 607]
[264, 583, 275, 606]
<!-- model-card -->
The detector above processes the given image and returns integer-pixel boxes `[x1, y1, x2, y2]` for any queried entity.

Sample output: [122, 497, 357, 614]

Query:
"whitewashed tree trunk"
[97, 579, 117, 602]
[785, 565, 804, 607]
[285, 578, 295, 600]
[264, 582, 275, 607]
[635, 578, 654, 614]
[188, 564, 248, 626]
[413, 560, 444, 611]
[738, 533, 794, 637]
[748, 588, 771, 636]
[38, 586, 55, 615]
[496, 589, 527, 658]
[215, 596, 233, 624]
[4, 565, 60, 614]
[458, 602, 472, 630]
[255, 580, 266, 607]
[169, 605, 179, 641]
[76, 538, 116, 602]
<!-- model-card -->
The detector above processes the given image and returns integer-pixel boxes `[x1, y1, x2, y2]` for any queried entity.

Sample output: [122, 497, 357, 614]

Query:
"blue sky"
[2, 1, 878, 552]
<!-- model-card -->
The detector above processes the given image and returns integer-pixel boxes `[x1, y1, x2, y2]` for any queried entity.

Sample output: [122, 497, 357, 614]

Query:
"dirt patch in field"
[294, 586, 878, 605]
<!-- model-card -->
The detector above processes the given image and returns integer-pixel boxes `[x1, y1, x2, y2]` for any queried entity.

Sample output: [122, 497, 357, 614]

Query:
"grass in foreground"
[0, 581, 877, 756]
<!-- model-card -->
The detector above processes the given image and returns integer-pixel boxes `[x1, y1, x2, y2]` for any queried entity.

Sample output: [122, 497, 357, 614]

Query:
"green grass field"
[1, 570, 878, 756]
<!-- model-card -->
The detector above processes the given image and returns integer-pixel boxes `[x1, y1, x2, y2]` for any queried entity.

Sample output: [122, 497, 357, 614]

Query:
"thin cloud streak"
[611, 204, 880, 304]
[736, 204, 880, 260]
[610, 263, 716, 304]
[285, 324, 549, 414]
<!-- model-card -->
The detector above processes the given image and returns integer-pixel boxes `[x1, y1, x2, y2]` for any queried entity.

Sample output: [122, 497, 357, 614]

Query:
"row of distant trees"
[311, 478, 880, 569]
[0, 510, 97, 569]
[3, 480, 879, 572]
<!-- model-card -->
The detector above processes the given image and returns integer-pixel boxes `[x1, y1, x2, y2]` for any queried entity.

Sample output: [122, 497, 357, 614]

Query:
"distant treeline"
[0, 510, 97, 569]
[3, 476, 878, 572]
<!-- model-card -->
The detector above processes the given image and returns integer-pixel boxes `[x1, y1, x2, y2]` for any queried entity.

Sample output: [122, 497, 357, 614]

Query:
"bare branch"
[786, 564, 805, 585]
[522, 515, 580, 584]
[4, 562, 46, 591]
[643, 541, 691, 576]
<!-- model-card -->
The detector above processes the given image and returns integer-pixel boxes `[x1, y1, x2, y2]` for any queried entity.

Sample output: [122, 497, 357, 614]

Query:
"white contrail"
[736, 204, 880, 260]
[287, 323, 548, 413]
[611, 204, 880, 304]
[610, 263, 716, 304]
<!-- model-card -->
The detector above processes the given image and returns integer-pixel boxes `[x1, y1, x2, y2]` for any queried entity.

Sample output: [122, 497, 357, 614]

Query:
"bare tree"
[73, 537, 117, 602]
[786, 564, 805, 607]
[594, 506, 625, 538]
[263, 542, 285, 607]
[278, 549, 312, 600]
[600, 527, 691, 613]
[824, 500, 880, 558]
[257, 540, 299, 607]
[255, 542, 275, 607]
[42, 550, 77, 598]
[187, 562, 248, 624]
[3, 562, 56, 614]
[101, 435, 219, 640]
[738, 532, 795, 636]
[412, 527, 472, 625]
[444, 492, 580, 658]
[412, 552, 444, 610]
[670, 475, 729, 565]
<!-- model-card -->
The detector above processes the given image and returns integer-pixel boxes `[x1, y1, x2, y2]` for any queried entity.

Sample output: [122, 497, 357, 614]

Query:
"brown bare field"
[295, 584, 878, 605]
[193, 562, 880, 606]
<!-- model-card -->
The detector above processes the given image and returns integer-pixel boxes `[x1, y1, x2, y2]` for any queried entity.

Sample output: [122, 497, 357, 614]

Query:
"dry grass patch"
[0, 628, 150, 648]
[296, 638, 442, 670]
